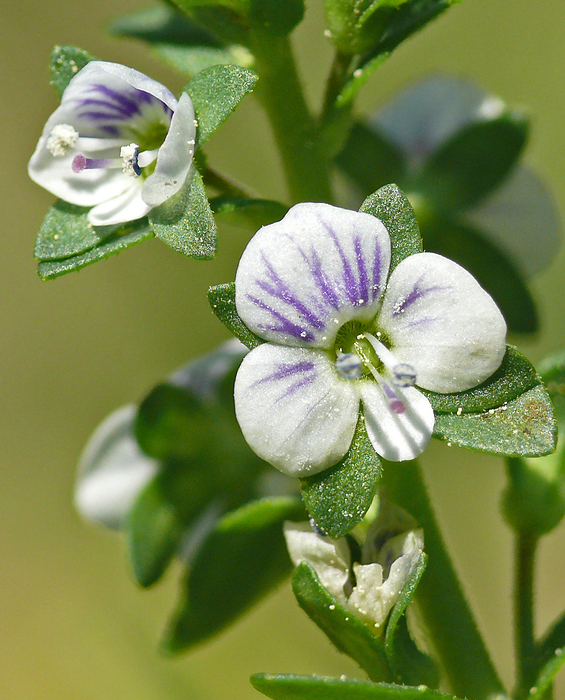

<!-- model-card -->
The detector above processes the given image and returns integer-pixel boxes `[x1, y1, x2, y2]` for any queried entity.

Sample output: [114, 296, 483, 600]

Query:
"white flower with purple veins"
[234, 203, 507, 476]
[28, 61, 196, 226]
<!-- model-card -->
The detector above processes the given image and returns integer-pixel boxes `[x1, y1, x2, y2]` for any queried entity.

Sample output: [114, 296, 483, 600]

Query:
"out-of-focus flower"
[29, 61, 196, 226]
[234, 203, 506, 477]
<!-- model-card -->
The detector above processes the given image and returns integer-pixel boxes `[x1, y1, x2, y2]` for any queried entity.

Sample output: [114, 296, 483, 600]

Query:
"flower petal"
[234, 344, 359, 476]
[74, 405, 159, 529]
[142, 92, 196, 207]
[235, 203, 391, 348]
[378, 252, 507, 393]
[88, 183, 150, 226]
[360, 382, 435, 462]
[466, 166, 561, 277]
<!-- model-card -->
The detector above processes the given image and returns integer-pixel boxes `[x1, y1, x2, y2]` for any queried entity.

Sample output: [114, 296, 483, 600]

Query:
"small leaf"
[418, 112, 529, 211]
[208, 282, 265, 349]
[251, 674, 461, 700]
[385, 554, 439, 688]
[35, 200, 103, 261]
[528, 651, 565, 700]
[535, 613, 565, 696]
[336, 122, 406, 197]
[149, 169, 217, 259]
[359, 184, 423, 273]
[50, 45, 93, 97]
[162, 497, 305, 653]
[184, 64, 257, 147]
[433, 385, 557, 457]
[300, 415, 381, 538]
[421, 347, 540, 415]
[292, 563, 392, 682]
[210, 196, 287, 228]
[37, 225, 153, 280]
[155, 44, 254, 79]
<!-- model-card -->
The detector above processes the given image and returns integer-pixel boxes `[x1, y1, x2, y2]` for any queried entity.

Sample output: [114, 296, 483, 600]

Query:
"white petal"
[74, 405, 159, 529]
[88, 183, 150, 226]
[360, 382, 435, 462]
[465, 166, 561, 277]
[235, 203, 391, 349]
[234, 344, 359, 476]
[371, 76, 494, 163]
[378, 253, 507, 393]
[142, 92, 196, 207]
[283, 522, 351, 603]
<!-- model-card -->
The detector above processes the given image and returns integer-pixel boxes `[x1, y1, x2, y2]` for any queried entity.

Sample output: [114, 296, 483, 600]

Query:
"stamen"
[72, 154, 114, 173]
[120, 143, 141, 178]
[380, 381, 406, 415]
[47, 124, 79, 157]
[393, 363, 417, 388]
[364, 333, 417, 389]
[336, 353, 363, 380]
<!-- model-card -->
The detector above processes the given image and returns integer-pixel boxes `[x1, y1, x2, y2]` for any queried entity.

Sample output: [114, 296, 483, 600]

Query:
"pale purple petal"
[235, 203, 391, 349]
[88, 182, 150, 225]
[234, 344, 359, 476]
[142, 92, 196, 207]
[360, 382, 435, 462]
[465, 166, 561, 277]
[378, 253, 507, 393]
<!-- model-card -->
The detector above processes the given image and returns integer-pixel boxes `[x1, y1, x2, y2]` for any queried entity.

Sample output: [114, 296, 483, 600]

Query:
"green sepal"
[359, 184, 423, 273]
[251, 674, 461, 700]
[184, 64, 257, 147]
[433, 385, 557, 457]
[148, 169, 217, 259]
[126, 474, 183, 587]
[417, 112, 529, 212]
[300, 415, 381, 538]
[50, 45, 93, 97]
[421, 346, 540, 415]
[210, 196, 288, 229]
[250, 0, 305, 35]
[384, 553, 439, 688]
[423, 216, 537, 334]
[37, 224, 153, 280]
[292, 562, 392, 682]
[208, 282, 265, 349]
[336, 122, 406, 197]
[35, 200, 103, 261]
[161, 496, 305, 653]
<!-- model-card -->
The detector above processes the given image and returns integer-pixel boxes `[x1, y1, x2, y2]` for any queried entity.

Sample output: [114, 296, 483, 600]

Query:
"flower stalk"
[514, 533, 538, 699]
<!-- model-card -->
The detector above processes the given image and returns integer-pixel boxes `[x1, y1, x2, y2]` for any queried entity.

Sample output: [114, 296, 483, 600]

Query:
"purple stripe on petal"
[77, 111, 125, 122]
[372, 238, 383, 296]
[393, 276, 451, 316]
[309, 248, 341, 310]
[247, 294, 316, 342]
[79, 98, 138, 119]
[276, 373, 317, 401]
[354, 234, 370, 305]
[89, 84, 143, 117]
[100, 125, 119, 136]
[251, 360, 316, 392]
[320, 221, 359, 305]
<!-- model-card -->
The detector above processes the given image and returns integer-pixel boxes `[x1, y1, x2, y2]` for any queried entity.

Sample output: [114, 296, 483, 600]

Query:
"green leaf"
[162, 496, 305, 653]
[359, 184, 423, 273]
[385, 554, 439, 688]
[34, 200, 103, 261]
[528, 651, 565, 700]
[538, 350, 565, 426]
[149, 169, 217, 259]
[250, 0, 305, 35]
[292, 563, 392, 682]
[336, 122, 406, 197]
[251, 674, 461, 700]
[421, 347, 540, 415]
[300, 415, 381, 538]
[184, 64, 257, 147]
[535, 613, 565, 698]
[417, 112, 529, 211]
[126, 475, 183, 587]
[37, 224, 153, 281]
[50, 45, 93, 97]
[174, 0, 250, 16]
[433, 385, 557, 457]
[208, 282, 265, 349]
[210, 195, 287, 228]
[422, 216, 538, 334]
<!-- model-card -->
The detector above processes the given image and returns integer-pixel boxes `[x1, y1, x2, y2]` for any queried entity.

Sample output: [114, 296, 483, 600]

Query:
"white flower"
[234, 203, 507, 476]
[29, 61, 196, 227]
[284, 519, 424, 631]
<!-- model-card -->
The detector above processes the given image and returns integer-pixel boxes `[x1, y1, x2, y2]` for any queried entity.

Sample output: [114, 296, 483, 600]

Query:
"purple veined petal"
[74, 405, 159, 530]
[360, 382, 435, 462]
[234, 344, 359, 476]
[142, 92, 196, 207]
[235, 204, 391, 349]
[371, 76, 496, 165]
[465, 166, 561, 277]
[88, 182, 150, 225]
[378, 252, 507, 393]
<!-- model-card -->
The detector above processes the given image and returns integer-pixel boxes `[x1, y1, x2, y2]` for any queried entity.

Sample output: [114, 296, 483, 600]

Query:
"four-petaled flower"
[28, 61, 196, 226]
[234, 203, 507, 476]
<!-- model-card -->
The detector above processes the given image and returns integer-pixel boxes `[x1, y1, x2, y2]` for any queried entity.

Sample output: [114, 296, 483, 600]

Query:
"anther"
[47, 124, 79, 157]
[336, 353, 363, 380]
[393, 363, 417, 388]
[120, 143, 141, 177]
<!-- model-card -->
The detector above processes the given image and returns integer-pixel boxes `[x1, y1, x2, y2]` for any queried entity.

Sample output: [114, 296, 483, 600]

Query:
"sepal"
[50, 45, 93, 97]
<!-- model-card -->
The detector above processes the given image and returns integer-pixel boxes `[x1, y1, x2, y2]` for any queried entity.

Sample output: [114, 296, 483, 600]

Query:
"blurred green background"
[4, 0, 565, 698]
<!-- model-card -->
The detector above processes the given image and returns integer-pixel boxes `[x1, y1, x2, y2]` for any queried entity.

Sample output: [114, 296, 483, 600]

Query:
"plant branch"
[514, 533, 538, 698]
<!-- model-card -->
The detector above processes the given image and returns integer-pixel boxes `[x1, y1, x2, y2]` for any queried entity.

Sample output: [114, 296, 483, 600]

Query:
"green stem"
[382, 460, 506, 700]
[201, 165, 254, 199]
[514, 533, 538, 698]
[249, 33, 333, 204]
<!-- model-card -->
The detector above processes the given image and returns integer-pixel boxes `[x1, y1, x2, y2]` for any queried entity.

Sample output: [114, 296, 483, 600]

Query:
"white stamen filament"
[71, 142, 142, 179]
[363, 333, 417, 388]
